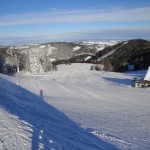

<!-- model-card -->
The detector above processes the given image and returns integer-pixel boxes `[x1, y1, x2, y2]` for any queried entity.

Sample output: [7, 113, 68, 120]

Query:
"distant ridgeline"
[0, 39, 150, 75]
[0, 42, 94, 75]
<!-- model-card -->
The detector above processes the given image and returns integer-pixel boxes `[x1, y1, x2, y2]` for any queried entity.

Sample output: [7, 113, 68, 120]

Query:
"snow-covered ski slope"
[0, 63, 150, 150]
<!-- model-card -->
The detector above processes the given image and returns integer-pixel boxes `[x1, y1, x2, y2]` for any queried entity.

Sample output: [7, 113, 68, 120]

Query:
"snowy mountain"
[0, 42, 95, 74]
[0, 40, 120, 74]
[0, 63, 150, 150]
[18, 42, 95, 60]
[1, 39, 150, 74]
[90, 39, 150, 72]
[77, 40, 120, 52]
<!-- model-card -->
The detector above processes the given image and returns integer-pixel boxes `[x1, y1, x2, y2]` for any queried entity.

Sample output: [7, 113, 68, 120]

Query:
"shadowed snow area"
[0, 77, 118, 150]
[0, 63, 150, 150]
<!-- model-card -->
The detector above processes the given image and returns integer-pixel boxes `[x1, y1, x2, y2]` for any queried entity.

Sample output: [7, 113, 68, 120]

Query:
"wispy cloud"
[0, 7, 150, 26]
[46, 27, 150, 40]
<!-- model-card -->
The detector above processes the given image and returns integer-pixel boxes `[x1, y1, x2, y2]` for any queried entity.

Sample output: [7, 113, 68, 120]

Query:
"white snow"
[144, 66, 150, 81]
[26, 50, 44, 73]
[73, 46, 81, 51]
[98, 43, 124, 61]
[122, 41, 128, 45]
[79, 41, 119, 52]
[39, 45, 46, 48]
[50, 58, 56, 62]
[0, 63, 150, 150]
[48, 45, 57, 55]
[85, 56, 92, 61]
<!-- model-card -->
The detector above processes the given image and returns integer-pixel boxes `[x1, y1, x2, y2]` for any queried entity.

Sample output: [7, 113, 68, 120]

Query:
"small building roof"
[144, 66, 150, 81]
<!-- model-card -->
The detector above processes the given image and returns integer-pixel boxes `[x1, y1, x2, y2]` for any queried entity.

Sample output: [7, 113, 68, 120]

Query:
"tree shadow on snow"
[103, 77, 132, 86]
[0, 77, 120, 150]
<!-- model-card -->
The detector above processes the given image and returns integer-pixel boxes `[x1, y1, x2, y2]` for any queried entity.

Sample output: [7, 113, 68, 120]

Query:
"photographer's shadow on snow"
[0, 77, 119, 150]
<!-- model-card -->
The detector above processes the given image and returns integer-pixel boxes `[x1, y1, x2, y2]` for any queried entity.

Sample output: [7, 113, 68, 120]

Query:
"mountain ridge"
[0, 41, 118, 74]
[90, 39, 150, 72]
[0, 39, 150, 74]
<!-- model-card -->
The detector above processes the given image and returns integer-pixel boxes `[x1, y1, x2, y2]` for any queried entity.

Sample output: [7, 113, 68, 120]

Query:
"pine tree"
[42, 56, 53, 72]
[27, 50, 44, 73]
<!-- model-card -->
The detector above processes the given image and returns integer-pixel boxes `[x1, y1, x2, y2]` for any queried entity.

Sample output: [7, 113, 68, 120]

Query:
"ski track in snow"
[0, 63, 150, 150]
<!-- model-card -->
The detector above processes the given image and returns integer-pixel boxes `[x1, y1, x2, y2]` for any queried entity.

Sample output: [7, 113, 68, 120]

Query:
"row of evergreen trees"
[26, 50, 57, 73]
[0, 49, 57, 75]
[0, 55, 17, 75]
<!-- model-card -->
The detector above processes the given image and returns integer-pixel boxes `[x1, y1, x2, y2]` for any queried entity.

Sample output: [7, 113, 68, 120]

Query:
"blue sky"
[0, 0, 150, 42]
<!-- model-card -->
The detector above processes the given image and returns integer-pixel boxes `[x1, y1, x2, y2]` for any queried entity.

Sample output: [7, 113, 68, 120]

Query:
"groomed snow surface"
[0, 63, 150, 150]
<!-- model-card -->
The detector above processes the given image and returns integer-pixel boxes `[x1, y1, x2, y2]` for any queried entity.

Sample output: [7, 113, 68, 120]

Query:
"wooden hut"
[134, 66, 150, 88]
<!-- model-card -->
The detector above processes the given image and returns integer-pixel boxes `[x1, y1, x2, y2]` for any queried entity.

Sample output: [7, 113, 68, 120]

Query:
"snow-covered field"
[0, 63, 150, 150]
[78, 41, 119, 51]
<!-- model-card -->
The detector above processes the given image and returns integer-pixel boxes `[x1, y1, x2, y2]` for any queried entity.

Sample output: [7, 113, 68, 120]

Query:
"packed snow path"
[0, 63, 150, 149]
